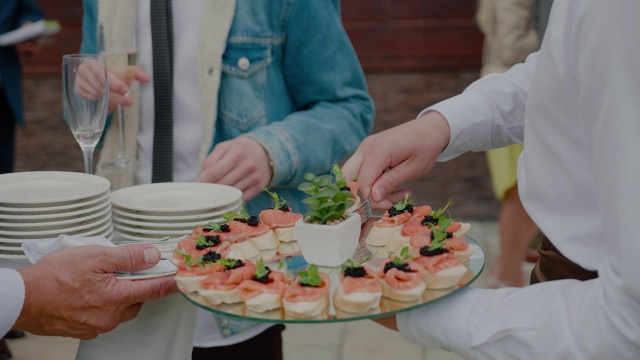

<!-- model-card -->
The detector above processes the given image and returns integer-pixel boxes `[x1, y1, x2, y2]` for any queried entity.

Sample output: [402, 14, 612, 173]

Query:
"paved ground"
[5, 219, 536, 360]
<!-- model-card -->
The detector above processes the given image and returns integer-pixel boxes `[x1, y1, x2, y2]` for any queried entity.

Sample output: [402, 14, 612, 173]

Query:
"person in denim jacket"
[81, 1, 373, 359]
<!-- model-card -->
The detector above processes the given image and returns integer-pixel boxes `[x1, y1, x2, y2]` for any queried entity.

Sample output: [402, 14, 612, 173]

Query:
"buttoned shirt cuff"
[0, 268, 26, 337]
[419, 91, 503, 162]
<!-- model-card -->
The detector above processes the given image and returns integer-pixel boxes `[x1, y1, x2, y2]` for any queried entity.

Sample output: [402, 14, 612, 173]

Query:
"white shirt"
[135, 0, 271, 347]
[399, 1, 640, 358]
[0, 269, 25, 337]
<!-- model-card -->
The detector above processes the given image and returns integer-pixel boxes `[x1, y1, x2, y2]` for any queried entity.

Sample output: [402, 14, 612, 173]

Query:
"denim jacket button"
[237, 57, 250, 71]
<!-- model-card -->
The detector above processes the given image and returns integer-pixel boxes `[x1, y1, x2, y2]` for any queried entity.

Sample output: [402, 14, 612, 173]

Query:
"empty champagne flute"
[98, 23, 139, 180]
[62, 54, 109, 174]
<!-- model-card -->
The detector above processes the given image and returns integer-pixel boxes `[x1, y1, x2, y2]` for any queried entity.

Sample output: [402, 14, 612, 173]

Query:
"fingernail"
[373, 187, 385, 202]
[144, 247, 160, 264]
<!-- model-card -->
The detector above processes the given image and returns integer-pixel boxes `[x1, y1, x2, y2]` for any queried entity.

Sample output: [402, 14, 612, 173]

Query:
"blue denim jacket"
[81, 0, 374, 215]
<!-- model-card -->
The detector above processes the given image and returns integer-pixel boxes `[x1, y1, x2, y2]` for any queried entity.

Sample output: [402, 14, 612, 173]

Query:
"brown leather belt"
[530, 235, 598, 284]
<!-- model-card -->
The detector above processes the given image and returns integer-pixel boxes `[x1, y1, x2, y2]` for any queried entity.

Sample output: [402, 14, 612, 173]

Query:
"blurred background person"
[476, 0, 542, 287]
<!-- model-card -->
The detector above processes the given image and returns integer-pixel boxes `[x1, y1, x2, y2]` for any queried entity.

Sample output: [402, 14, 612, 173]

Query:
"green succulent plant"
[297, 164, 355, 225]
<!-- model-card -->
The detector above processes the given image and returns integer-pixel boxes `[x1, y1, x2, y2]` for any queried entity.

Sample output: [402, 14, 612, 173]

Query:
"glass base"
[100, 157, 139, 172]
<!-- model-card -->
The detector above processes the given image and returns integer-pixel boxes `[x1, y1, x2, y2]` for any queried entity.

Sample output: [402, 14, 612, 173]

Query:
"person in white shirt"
[1, 244, 175, 339]
[342, 1, 640, 358]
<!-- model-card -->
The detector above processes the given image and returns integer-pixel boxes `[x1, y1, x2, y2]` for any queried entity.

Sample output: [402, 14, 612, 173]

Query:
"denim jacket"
[82, 0, 374, 214]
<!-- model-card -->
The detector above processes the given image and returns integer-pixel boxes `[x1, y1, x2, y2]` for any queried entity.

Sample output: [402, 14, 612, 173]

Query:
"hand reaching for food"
[341, 112, 451, 210]
[198, 136, 273, 202]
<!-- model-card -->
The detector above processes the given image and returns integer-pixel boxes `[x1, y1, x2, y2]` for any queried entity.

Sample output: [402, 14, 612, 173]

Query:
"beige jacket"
[476, 0, 539, 76]
[95, 0, 236, 188]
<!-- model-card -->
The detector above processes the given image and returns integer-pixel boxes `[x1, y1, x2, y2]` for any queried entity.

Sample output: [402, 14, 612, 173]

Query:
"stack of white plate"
[110, 183, 243, 257]
[0, 171, 113, 261]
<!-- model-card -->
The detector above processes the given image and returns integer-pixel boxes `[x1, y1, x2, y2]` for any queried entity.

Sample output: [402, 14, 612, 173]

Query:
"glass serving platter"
[178, 216, 485, 326]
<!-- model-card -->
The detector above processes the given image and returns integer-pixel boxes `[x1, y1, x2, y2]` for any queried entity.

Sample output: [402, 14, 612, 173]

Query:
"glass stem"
[116, 105, 127, 161]
[82, 147, 95, 175]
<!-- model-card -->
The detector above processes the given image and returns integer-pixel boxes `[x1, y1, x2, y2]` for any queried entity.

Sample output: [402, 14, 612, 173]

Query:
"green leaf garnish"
[298, 264, 322, 287]
[393, 193, 414, 211]
[391, 246, 413, 266]
[254, 258, 270, 279]
[195, 234, 213, 247]
[222, 203, 250, 221]
[263, 187, 288, 210]
[175, 249, 203, 267]
[203, 221, 222, 232]
[219, 258, 242, 270]
[297, 163, 355, 224]
[432, 199, 455, 219]
[277, 259, 285, 270]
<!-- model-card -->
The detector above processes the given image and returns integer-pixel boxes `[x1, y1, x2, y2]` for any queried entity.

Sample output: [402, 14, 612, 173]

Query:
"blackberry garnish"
[383, 261, 411, 274]
[247, 216, 259, 226]
[203, 251, 221, 263]
[421, 215, 437, 226]
[388, 207, 400, 217]
[219, 224, 230, 232]
[224, 259, 245, 270]
[277, 204, 290, 212]
[252, 267, 272, 284]
[339, 185, 351, 192]
[419, 246, 447, 257]
[343, 266, 367, 278]
[204, 235, 221, 245]
[405, 204, 414, 213]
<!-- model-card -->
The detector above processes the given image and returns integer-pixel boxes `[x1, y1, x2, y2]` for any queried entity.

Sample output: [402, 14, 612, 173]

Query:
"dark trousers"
[0, 86, 16, 174]
[191, 324, 285, 360]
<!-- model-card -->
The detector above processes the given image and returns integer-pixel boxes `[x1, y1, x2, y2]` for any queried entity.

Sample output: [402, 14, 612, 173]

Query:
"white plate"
[112, 215, 225, 230]
[0, 197, 111, 223]
[111, 200, 242, 222]
[0, 216, 111, 238]
[110, 182, 242, 214]
[0, 252, 28, 260]
[0, 171, 110, 206]
[0, 242, 21, 251]
[0, 191, 110, 215]
[114, 229, 189, 242]
[0, 203, 111, 230]
[114, 224, 193, 237]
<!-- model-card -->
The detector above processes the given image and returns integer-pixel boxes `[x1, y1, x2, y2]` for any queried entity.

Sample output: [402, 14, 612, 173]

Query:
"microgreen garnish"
[219, 258, 244, 270]
[203, 221, 222, 232]
[388, 194, 415, 217]
[277, 259, 285, 270]
[392, 246, 413, 266]
[254, 258, 271, 280]
[175, 250, 203, 267]
[298, 264, 322, 287]
[222, 203, 250, 222]
[263, 187, 289, 211]
[298, 163, 355, 224]
[195, 234, 219, 249]
[428, 216, 452, 250]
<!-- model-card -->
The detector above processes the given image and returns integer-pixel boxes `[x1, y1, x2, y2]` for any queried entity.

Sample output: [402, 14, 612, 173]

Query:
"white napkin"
[21, 234, 115, 264]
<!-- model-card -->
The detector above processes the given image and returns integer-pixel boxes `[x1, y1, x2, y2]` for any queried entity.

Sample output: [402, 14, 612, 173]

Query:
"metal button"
[237, 57, 250, 71]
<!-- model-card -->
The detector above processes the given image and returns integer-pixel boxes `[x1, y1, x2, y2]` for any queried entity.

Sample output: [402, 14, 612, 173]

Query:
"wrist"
[416, 110, 451, 153]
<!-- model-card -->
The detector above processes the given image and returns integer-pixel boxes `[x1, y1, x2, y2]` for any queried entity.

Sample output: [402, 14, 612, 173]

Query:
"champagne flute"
[62, 54, 108, 174]
[98, 23, 139, 178]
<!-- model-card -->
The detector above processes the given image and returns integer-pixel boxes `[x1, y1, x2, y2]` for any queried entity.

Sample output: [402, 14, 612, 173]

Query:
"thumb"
[100, 245, 162, 273]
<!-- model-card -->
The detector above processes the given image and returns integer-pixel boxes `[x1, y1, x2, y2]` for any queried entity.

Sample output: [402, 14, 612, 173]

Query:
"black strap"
[150, 0, 174, 183]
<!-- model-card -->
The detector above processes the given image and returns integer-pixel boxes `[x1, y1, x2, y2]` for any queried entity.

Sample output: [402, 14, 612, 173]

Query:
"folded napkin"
[21, 234, 115, 264]
[21, 234, 176, 279]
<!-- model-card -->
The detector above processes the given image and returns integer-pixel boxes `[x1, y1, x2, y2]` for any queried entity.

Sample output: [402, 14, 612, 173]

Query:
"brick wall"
[15, 69, 498, 219]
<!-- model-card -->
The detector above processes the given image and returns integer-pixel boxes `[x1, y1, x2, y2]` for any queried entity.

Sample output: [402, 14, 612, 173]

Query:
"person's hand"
[75, 58, 108, 101]
[197, 136, 273, 202]
[14, 244, 176, 340]
[372, 314, 399, 331]
[106, 65, 150, 113]
[342, 111, 451, 210]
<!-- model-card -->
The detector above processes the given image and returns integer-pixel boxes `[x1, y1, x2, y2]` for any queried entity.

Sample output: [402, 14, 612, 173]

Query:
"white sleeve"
[418, 52, 538, 161]
[397, 2, 640, 359]
[0, 268, 26, 337]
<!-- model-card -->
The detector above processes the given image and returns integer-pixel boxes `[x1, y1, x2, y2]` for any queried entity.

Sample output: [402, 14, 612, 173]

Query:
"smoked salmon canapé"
[414, 246, 467, 290]
[378, 247, 426, 302]
[259, 188, 304, 243]
[366, 194, 417, 247]
[226, 210, 279, 251]
[174, 250, 226, 293]
[282, 264, 331, 318]
[199, 259, 257, 306]
[333, 262, 382, 314]
[238, 259, 288, 313]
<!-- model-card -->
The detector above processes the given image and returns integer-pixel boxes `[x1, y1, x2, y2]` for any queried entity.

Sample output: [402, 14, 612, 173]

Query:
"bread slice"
[379, 279, 425, 302]
[250, 230, 279, 250]
[422, 264, 467, 290]
[226, 241, 260, 260]
[244, 292, 283, 313]
[199, 287, 242, 306]
[366, 226, 402, 246]
[274, 227, 296, 242]
[283, 295, 329, 318]
[175, 274, 207, 293]
[333, 283, 381, 314]
[452, 243, 478, 264]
